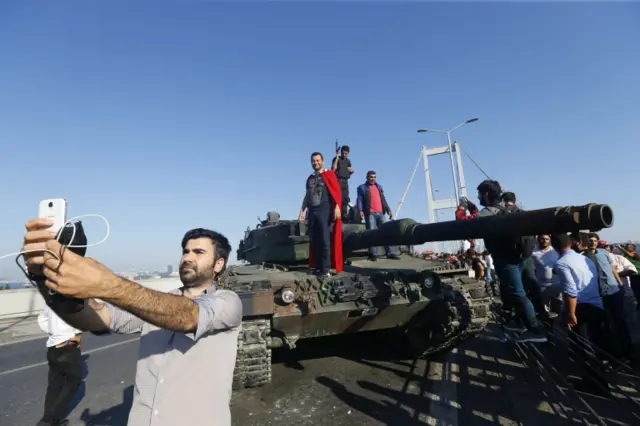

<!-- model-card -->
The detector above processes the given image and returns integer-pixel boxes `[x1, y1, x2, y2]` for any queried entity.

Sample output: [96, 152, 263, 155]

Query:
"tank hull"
[272, 293, 430, 339]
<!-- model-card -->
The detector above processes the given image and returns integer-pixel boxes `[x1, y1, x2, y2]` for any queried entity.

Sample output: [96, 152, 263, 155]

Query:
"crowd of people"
[450, 179, 640, 394]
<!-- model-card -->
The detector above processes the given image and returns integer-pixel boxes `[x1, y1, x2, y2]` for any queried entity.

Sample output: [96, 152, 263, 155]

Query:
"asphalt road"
[1, 325, 639, 426]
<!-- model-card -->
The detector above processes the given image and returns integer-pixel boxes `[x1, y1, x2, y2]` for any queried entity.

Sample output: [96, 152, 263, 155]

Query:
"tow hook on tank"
[282, 335, 298, 349]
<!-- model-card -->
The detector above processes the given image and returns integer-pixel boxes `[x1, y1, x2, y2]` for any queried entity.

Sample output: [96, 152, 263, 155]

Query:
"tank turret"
[237, 203, 613, 265]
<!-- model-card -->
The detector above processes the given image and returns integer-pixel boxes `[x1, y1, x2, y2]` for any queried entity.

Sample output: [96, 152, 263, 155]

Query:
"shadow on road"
[267, 324, 639, 425]
[308, 327, 552, 425]
[316, 376, 427, 426]
[79, 385, 133, 426]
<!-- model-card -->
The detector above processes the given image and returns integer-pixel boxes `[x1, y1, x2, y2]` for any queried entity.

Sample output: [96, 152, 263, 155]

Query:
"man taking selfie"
[22, 220, 242, 426]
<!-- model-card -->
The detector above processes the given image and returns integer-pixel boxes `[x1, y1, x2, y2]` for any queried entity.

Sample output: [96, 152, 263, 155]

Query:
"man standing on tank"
[501, 192, 548, 321]
[331, 145, 353, 221]
[476, 180, 547, 343]
[356, 170, 399, 261]
[300, 152, 343, 276]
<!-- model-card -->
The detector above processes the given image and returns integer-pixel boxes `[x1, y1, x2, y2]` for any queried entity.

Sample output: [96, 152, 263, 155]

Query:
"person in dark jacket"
[356, 170, 399, 261]
[501, 192, 549, 322]
[331, 145, 353, 221]
[476, 179, 546, 343]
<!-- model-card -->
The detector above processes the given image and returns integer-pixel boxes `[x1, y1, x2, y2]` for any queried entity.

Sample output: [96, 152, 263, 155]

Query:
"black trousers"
[630, 274, 640, 308]
[602, 290, 633, 357]
[337, 178, 349, 220]
[568, 303, 609, 390]
[522, 257, 547, 317]
[308, 205, 331, 273]
[42, 344, 83, 422]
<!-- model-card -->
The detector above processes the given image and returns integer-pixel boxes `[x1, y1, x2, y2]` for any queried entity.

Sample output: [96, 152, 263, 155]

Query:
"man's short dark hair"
[181, 228, 232, 272]
[341, 145, 350, 152]
[476, 180, 502, 204]
[550, 233, 572, 251]
[311, 152, 323, 160]
[367, 170, 376, 177]
[501, 191, 516, 203]
[570, 232, 589, 251]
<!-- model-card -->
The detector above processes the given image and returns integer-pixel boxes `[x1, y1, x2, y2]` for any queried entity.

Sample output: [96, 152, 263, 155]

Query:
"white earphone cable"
[0, 214, 111, 271]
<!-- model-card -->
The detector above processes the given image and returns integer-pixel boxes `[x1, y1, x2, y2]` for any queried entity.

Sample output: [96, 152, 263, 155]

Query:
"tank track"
[407, 276, 492, 358]
[232, 318, 272, 390]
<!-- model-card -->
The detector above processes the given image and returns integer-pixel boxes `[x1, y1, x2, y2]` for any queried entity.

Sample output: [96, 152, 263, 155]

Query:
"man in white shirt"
[531, 234, 562, 315]
[37, 306, 83, 426]
[602, 242, 637, 291]
[482, 251, 497, 294]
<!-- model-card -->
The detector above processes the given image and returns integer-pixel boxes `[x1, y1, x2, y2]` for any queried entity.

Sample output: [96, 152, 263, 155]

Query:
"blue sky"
[1, 1, 638, 279]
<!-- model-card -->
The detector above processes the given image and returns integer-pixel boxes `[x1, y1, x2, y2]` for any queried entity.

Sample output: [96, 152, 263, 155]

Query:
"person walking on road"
[37, 306, 83, 426]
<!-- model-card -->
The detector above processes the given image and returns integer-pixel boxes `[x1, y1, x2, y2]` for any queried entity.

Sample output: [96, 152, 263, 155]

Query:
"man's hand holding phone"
[22, 218, 58, 277]
[22, 218, 117, 300]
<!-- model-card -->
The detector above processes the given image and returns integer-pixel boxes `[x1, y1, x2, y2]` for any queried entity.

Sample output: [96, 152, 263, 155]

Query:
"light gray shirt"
[105, 287, 243, 426]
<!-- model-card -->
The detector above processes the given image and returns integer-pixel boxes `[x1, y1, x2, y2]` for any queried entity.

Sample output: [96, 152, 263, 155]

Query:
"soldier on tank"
[331, 145, 353, 221]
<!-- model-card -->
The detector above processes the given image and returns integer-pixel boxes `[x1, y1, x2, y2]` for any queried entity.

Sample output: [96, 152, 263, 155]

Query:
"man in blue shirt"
[552, 233, 609, 395]
[583, 233, 633, 359]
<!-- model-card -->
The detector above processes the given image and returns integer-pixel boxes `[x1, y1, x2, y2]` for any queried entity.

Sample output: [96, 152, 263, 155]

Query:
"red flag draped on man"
[308, 169, 344, 273]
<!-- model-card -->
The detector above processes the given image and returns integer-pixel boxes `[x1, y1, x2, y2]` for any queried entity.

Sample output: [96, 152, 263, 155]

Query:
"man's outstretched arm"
[103, 277, 200, 333]
[34, 278, 112, 333]
[101, 277, 243, 339]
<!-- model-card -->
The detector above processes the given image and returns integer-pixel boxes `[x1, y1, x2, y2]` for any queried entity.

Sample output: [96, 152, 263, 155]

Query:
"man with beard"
[299, 151, 343, 276]
[21, 221, 242, 426]
[475, 180, 546, 343]
[583, 233, 632, 360]
[531, 234, 562, 316]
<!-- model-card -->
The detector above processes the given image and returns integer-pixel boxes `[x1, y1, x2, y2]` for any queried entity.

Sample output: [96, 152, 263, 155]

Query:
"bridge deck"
[1, 315, 640, 425]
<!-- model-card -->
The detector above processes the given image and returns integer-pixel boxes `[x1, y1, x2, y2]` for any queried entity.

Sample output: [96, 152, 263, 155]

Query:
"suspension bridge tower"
[396, 117, 483, 253]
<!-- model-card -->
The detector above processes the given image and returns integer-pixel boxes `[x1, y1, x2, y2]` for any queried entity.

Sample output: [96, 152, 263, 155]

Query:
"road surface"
[0, 318, 638, 425]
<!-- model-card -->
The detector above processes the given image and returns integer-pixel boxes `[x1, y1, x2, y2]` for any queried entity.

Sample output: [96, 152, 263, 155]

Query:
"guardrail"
[0, 278, 183, 320]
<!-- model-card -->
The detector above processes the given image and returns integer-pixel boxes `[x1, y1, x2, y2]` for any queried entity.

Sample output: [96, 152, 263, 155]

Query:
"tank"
[227, 203, 614, 390]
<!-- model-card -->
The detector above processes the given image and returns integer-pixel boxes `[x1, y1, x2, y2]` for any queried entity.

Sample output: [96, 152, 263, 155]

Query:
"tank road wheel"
[232, 318, 272, 390]
[404, 278, 492, 358]
[404, 299, 457, 358]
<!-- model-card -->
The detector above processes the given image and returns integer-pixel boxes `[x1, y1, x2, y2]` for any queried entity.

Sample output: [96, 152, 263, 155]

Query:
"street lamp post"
[417, 118, 478, 203]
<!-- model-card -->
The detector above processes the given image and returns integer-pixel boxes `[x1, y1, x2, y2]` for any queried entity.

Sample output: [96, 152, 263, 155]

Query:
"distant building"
[167, 265, 173, 275]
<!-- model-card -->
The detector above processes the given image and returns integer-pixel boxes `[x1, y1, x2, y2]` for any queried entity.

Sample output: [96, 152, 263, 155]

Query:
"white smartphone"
[38, 198, 68, 235]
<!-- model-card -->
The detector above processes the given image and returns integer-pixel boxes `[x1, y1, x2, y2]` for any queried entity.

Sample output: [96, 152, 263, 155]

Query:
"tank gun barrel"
[343, 203, 614, 251]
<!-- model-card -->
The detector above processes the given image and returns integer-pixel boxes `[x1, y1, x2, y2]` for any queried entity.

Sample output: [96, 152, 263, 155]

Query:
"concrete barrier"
[0, 277, 184, 320]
